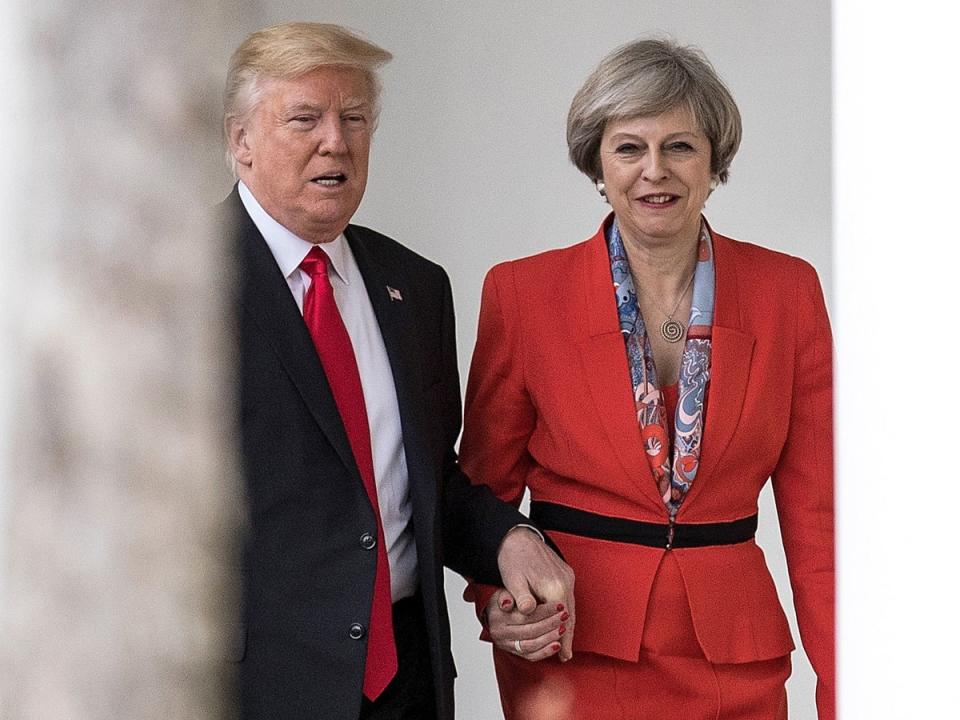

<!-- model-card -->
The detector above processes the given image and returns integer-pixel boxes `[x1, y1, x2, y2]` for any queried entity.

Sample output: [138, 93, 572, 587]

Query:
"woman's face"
[598, 105, 714, 249]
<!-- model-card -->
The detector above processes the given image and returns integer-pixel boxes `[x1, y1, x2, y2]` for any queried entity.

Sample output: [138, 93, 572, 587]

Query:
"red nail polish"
[551, 643, 561, 653]
[560, 611, 569, 622]
[556, 603, 565, 612]
[500, 598, 512, 609]
[558, 624, 566, 636]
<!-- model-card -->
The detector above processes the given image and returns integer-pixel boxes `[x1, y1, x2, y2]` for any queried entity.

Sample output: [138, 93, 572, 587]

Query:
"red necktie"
[300, 246, 397, 699]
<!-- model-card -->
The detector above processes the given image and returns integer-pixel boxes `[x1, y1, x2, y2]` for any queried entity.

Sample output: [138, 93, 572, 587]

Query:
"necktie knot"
[300, 246, 330, 279]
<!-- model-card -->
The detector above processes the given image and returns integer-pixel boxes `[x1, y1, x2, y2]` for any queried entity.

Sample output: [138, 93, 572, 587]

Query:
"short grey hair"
[567, 38, 742, 184]
[223, 22, 392, 175]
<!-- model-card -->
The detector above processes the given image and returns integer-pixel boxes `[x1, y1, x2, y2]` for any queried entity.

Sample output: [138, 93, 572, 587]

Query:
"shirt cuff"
[507, 523, 545, 543]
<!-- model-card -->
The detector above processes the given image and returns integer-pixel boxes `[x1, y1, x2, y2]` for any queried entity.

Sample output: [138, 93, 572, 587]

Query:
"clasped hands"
[491, 526, 576, 662]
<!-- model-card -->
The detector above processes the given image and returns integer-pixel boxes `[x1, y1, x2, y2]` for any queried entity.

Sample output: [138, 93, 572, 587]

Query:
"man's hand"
[496, 527, 576, 661]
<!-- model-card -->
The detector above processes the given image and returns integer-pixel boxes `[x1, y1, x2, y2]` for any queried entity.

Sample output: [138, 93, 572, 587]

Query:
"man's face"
[229, 66, 373, 243]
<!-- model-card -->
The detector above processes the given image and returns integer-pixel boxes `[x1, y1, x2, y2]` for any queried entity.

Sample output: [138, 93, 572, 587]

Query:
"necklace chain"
[637, 269, 695, 321]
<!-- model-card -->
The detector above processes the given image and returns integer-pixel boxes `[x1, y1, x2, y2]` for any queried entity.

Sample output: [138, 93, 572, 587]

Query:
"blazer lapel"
[679, 231, 755, 513]
[231, 190, 361, 484]
[575, 226, 665, 509]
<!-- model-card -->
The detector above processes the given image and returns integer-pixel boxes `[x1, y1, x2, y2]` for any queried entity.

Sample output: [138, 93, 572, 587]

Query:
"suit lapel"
[679, 231, 755, 513]
[345, 226, 419, 404]
[346, 227, 437, 513]
[232, 190, 361, 484]
[345, 228, 410, 335]
[576, 227, 665, 509]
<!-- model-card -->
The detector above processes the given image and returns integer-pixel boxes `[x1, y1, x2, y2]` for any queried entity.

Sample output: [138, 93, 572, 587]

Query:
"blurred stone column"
[0, 2, 256, 718]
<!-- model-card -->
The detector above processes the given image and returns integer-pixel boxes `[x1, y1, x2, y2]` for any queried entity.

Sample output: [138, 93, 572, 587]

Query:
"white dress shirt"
[239, 181, 418, 602]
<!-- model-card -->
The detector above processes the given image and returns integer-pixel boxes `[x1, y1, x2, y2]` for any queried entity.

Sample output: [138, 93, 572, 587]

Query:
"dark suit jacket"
[225, 188, 527, 720]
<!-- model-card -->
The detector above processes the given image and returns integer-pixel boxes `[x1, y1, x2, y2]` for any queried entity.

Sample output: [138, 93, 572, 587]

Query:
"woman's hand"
[485, 588, 569, 662]
[496, 526, 576, 661]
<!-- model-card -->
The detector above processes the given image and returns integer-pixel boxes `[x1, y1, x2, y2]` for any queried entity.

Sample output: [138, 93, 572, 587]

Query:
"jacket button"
[349, 623, 365, 640]
[360, 532, 376, 550]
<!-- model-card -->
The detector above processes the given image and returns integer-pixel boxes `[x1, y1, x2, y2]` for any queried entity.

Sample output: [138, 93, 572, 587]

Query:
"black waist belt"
[529, 501, 758, 550]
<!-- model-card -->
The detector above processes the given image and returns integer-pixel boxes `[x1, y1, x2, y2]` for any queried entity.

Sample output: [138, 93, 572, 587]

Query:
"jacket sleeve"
[437, 266, 529, 586]
[458, 264, 539, 628]
[770, 259, 835, 719]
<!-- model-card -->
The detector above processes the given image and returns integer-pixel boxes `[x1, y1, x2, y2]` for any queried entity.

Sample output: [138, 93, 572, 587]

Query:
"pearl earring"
[596, 180, 607, 201]
[709, 178, 719, 191]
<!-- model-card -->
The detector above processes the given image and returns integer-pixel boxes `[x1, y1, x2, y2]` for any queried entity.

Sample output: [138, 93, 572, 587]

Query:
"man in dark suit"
[221, 22, 574, 720]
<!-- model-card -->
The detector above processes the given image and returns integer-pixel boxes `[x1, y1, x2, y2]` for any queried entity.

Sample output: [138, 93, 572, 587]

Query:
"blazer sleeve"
[436, 266, 529, 586]
[771, 259, 835, 719]
[458, 263, 539, 624]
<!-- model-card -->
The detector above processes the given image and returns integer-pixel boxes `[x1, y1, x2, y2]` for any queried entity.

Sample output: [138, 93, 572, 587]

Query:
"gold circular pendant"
[660, 319, 685, 343]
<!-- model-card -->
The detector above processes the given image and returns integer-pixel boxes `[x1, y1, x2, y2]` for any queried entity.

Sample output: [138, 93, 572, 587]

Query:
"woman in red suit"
[460, 39, 833, 719]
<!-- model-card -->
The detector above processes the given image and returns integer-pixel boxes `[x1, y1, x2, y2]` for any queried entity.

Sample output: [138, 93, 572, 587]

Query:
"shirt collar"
[237, 180, 351, 284]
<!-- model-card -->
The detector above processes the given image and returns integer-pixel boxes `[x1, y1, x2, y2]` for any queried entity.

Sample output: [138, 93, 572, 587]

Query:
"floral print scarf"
[607, 219, 716, 517]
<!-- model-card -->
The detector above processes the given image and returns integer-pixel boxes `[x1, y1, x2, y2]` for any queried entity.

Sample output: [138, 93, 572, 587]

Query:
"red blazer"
[460, 217, 834, 717]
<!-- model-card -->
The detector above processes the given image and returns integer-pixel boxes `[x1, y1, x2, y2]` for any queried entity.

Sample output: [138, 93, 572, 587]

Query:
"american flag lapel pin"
[386, 285, 403, 302]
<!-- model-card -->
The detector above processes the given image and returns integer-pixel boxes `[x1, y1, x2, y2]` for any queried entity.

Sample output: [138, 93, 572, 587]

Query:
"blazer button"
[359, 532, 377, 550]
[349, 623, 365, 640]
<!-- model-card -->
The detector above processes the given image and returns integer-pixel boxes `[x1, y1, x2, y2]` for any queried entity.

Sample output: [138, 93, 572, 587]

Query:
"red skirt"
[492, 553, 790, 720]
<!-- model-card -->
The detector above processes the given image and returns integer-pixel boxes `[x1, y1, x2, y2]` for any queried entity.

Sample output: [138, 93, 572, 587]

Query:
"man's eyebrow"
[284, 99, 371, 113]
[285, 102, 323, 113]
[341, 98, 371, 111]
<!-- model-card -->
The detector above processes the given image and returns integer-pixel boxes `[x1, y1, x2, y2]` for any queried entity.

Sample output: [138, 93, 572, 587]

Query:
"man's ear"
[226, 118, 254, 169]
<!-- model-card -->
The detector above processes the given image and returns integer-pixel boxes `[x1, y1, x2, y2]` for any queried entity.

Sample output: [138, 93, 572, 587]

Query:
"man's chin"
[297, 207, 359, 243]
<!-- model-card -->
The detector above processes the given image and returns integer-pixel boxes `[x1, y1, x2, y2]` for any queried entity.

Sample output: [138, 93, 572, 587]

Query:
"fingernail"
[551, 643, 561, 653]
[558, 624, 566, 636]
[556, 603, 565, 612]
[500, 598, 512, 609]
[560, 611, 569, 622]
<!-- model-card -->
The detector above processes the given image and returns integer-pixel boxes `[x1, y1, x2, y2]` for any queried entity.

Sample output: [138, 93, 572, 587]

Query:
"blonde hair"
[223, 22, 392, 174]
[567, 38, 742, 184]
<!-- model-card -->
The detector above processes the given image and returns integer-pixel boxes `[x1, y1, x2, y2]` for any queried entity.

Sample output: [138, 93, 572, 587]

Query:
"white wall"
[217, 3, 831, 717]
[835, 2, 960, 717]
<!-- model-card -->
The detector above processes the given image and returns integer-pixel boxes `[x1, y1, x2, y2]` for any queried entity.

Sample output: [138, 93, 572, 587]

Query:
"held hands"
[494, 526, 576, 662]
[486, 589, 569, 662]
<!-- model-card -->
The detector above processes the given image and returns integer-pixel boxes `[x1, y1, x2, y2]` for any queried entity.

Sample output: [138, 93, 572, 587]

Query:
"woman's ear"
[595, 178, 607, 201]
